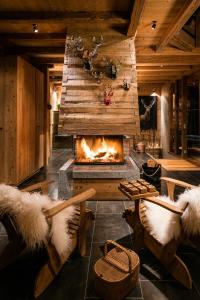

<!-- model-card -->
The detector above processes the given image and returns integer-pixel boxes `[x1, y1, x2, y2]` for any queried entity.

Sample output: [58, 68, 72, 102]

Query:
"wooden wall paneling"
[3, 57, 18, 184]
[0, 56, 45, 184]
[35, 68, 45, 169]
[0, 58, 5, 182]
[0, 57, 17, 183]
[59, 35, 140, 136]
[17, 57, 36, 183]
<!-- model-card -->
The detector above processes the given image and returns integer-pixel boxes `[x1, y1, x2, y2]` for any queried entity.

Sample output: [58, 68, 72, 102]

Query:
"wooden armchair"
[0, 180, 96, 297]
[122, 177, 198, 289]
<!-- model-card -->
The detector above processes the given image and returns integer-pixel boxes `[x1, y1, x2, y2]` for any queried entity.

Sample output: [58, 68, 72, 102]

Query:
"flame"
[79, 137, 121, 162]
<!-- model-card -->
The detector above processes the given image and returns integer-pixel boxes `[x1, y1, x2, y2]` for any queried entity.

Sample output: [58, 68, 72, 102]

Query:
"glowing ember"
[76, 136, 123, 163]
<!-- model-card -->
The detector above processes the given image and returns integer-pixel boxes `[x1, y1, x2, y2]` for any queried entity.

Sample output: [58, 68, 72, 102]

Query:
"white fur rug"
[144, 186, 200, 245]
[0, 184, 75, 257]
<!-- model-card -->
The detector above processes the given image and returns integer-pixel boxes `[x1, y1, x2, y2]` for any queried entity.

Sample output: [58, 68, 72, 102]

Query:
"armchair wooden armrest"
[143, 196, 184, 215]
[43, 188, 96, 218]
[20, 180, 54, 194]
[161, 177, 196, 200]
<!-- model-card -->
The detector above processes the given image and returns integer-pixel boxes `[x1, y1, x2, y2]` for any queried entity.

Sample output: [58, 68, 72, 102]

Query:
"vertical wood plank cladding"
[35, 70, 45, 169]
[16, 57, 45, 184]
[0, 56, 17, 183]
[59, 35, 140, 135]
[17, 57, 36, 183]
[0, 56, 45, 184]
[4, 57, 17, 183]
[0, 58, 5, 182]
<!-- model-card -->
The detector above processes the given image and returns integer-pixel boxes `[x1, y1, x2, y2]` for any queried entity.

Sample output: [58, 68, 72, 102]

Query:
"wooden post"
[181, 77, 188, 158]
[43, 66, 51, 166]
[174, 81, 179, 155]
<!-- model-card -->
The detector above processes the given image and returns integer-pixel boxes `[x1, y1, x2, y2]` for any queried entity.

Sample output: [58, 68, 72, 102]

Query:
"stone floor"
[0, 149, 200, 300]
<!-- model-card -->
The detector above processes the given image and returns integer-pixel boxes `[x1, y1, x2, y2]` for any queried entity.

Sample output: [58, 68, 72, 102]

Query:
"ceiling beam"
[0, 33, 67, 40]
[0, 11, 128, 24]
[136, 65, 192, 71]
[171, 29, 195, 51]
[156, 0, 200, 51]
[137, 54, 200, 65]
[127, 0, 145, 37]
[32, 57, 64, 64]
[137, 79, 171, 83]
[6, 46, 65, 55]
[196, 11, 200, 47]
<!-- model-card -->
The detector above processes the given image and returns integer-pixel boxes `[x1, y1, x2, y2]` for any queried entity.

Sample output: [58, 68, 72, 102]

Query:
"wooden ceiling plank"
[0, 11, 128, 24]
[137, 54, 200, 65]
[0, 33, 67, 40]
[32, 57, 64, 64]
[156, 0, 200, 51]
[6, 46, 65, 55]
[137, 65, 192, 71]
[127, 0, 145, 37]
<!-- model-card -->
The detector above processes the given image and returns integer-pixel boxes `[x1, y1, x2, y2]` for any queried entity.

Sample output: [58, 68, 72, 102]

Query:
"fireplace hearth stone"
[58, 156, 140, 200]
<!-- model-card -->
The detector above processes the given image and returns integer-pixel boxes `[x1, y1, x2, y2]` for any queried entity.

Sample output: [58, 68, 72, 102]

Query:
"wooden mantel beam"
[156, 0, 200, 51]
[127, 0, 145, 37]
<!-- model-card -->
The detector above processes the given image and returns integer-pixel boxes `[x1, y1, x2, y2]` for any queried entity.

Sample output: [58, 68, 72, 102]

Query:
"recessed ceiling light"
[151, 21, 157, 30]
[32, 24, 39, 33]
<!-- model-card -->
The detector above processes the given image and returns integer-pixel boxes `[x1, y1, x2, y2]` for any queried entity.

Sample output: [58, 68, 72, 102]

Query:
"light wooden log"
[43, 188, 96, 218]
[161, 177, 196, 189]
[127, 0, 146, 37]
[142, 196, 184, 215]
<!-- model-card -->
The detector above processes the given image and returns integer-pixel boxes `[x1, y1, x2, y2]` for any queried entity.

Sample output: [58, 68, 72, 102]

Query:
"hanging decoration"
[102, 57, 121, 80]
[66, 35, 103, 72]
[103, 85, 113, 106]
[122, 79, 130, 91]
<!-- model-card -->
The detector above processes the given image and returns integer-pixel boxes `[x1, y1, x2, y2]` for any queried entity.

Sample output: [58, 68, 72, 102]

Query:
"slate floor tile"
[179, 252, 200, 291]
[139, 249, 172, 281]
[36, 256, 89, 300]
[141, 280, 200, 300]
[97, 200, 125, 214]
[123, 201, 135, 209]
[93, 214, 131, 243]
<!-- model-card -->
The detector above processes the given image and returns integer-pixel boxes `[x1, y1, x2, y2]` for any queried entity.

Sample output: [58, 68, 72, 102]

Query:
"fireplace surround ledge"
[58, 156, 140, 200]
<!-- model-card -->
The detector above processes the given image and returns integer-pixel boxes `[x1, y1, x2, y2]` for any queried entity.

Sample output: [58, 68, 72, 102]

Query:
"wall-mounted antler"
[103, 84, 114, 106]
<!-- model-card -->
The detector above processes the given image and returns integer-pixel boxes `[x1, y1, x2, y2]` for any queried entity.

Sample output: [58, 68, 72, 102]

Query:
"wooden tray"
[118, 179, 159, 200]
[119, 187, 159, 200]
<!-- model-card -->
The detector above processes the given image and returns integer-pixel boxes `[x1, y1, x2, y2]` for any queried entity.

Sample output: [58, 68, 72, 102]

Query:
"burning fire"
[77, 137, 123, 163]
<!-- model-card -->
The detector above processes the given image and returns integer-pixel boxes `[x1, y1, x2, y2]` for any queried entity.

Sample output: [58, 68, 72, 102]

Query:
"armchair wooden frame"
[0, 180, 96, 298]
[121, 177, 197, 289]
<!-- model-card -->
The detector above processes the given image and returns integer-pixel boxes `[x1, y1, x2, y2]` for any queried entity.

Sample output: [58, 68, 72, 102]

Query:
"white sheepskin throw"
[144, 186, 200, 245]
[0, 184, 75, 257]
[178, 186, 200, 236]
[143, 196, 181, 245]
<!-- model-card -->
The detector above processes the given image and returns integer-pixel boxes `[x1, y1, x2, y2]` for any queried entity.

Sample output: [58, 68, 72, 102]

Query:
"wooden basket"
[94, 240, 140, 300]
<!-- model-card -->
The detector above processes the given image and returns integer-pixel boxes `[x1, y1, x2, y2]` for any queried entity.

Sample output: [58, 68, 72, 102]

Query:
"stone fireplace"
[74, 135, 124, 164]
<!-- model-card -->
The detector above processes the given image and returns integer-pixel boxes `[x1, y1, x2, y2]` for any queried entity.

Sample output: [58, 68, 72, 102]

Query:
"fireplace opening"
[74, 135, 124, 164]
